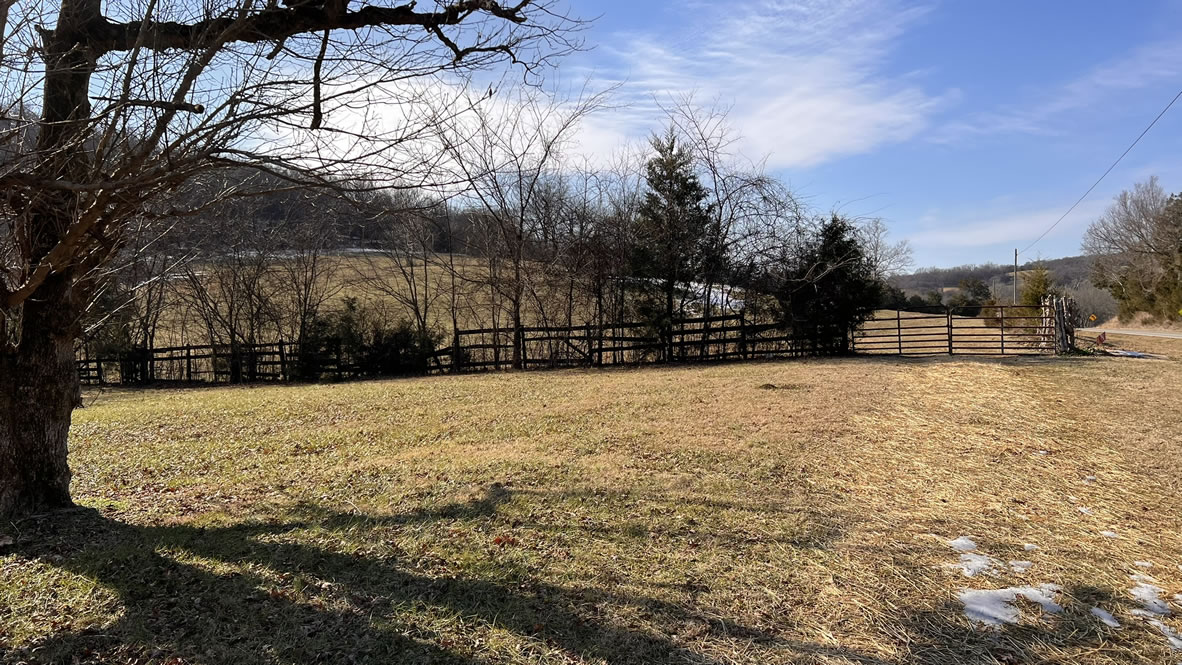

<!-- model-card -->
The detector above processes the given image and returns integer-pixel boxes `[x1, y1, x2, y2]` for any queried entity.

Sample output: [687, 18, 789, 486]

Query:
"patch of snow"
[1023, 543, 1039, 552]
[1136, 561, 1154, 569]
[948, 553, 1000, 577]
[1068, 495, 1079, 503]
[1091, 606, 1121, 628]
[1131, 577, 1172, 615]
[1078, 506, 1094, 515]
[948, 536, 977, 552]
[957, 584, 1062, 627]
[1010, 560, 1034, 573]
[1132, 609, 1159, 618]
[1145, 618, 1182, 650]
[1100, 530, 1119, 539]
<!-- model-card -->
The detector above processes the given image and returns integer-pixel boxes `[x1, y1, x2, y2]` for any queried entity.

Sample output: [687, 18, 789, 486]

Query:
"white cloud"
[569, 0, 951, 168]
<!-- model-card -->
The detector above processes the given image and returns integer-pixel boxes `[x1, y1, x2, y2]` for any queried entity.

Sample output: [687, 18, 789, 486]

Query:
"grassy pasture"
[3, 343, 1182, 664]
[145, 254, 605, 348]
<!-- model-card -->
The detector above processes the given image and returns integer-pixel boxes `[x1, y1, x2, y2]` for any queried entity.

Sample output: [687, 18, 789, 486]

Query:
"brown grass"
[1098, 312, 1182, 332]
[2, 351, 1181, 663]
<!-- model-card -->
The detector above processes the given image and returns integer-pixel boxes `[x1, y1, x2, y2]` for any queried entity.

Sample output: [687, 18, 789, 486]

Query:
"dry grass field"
[148, 254, 604, 348]
[3, 341, 1181, 664]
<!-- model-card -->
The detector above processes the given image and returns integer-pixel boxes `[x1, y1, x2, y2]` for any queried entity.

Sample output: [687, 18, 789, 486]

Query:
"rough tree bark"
[0, 275, 81, 516]
[0, 0, 100, 515]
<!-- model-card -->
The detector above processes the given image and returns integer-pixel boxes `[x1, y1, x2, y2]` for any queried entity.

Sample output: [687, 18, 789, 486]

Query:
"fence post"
[1000, 307, 1006, 355]
[1065, 298, 1076, 352]
[493, 330, 501, 371]
[946, 307, 953, 355]
[596, 322, 605, 367]
[739, 311, 749, 360]
[230, 343, 243, 383]
[1040, 297, 1053, 353]
[518, 327, 527, 370]
[335, 340, 343, 381]
[1053, 296, 1075, 354]
[896, 309, 902, 355]
[452, 330, 462, 374]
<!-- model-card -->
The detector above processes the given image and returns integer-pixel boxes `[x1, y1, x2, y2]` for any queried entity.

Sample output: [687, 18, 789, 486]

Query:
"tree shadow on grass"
[6, 487, 1154, 665]
[3, 487, 792, 665]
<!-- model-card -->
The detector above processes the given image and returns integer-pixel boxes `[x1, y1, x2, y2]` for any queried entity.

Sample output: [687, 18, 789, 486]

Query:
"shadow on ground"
[4, 488, 775, 665]
[1, 487, 1144, 665]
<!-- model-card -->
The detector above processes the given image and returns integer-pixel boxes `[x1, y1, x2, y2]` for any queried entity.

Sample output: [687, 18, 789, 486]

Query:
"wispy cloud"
[931, 39, 1182, 143]
[570, 0, 952, 168]
[906, 198, 1108, 253]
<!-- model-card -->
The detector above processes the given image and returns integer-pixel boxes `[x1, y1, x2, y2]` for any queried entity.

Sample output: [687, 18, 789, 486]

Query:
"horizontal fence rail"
[853, 304, 1064, 357]
[77, 301, 1073, 386]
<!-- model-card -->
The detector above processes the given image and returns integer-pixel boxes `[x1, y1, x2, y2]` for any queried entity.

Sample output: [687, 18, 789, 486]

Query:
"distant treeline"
[886, 255, 1117, 326]
[891, 255, 1093, 294]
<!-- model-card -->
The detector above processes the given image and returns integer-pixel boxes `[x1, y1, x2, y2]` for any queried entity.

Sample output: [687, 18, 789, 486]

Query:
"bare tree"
[435, 86, 605, 367]
[858, 218, 913, 282]
[663, 100, 780, 318]
[0, 0, 580, 517]
[1083, 176, 1182, 320]
[353, 190, 447, 338]
[81, 214, 184, 354]
[171, 184, 287, 351]
[272, 191, 347, 346]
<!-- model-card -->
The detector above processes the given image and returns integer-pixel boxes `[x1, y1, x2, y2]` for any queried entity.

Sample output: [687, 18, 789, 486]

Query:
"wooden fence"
[77, 299, 1075, 386]
[76, 341, 343, 386]
[435, 313, 846, 373]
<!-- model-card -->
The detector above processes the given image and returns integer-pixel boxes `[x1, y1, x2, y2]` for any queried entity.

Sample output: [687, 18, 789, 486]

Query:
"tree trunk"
[0, 0, 97, 518]
[0, 276, 80, 518]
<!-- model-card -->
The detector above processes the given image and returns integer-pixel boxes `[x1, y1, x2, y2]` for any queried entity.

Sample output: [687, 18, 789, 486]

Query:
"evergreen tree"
[778, 216, 882, 353]
[1020, 265, 1059, 308]
[634, 130, 713, 337]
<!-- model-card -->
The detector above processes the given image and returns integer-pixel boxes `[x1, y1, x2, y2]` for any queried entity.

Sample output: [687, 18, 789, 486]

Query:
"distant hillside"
[891, 255, 1093, 293]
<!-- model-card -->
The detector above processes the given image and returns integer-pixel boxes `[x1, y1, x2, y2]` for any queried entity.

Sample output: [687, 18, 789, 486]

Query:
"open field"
[142, 254, 607, 349]
[3, 343, 1182, 664]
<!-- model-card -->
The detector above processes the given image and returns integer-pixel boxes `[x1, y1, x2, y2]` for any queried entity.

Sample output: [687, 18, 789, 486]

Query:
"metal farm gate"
[853, 298, 1075, 356]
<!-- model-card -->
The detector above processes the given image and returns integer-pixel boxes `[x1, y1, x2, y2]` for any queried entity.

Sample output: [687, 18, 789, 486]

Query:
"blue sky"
[555, 0, 1182, 268]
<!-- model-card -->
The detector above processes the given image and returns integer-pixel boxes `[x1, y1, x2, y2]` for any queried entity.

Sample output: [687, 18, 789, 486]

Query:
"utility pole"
[1013, 249, 1019, 305]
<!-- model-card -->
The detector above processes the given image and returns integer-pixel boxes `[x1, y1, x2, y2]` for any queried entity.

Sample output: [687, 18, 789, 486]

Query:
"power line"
[1019, 87, 1182, 256]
